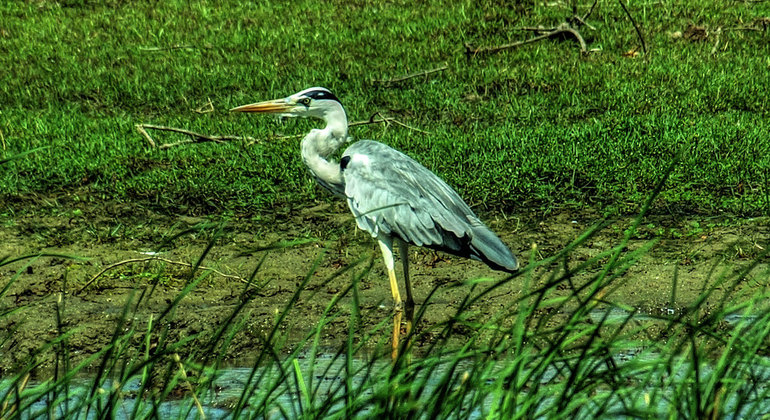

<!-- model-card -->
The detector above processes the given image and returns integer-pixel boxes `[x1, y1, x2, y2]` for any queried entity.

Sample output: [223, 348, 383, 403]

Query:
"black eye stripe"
[305, 90, 340, 103]
[340, 155, 351, 170]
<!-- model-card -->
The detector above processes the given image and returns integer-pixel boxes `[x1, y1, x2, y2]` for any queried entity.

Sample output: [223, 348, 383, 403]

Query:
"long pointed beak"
[230, 99, 293, 113]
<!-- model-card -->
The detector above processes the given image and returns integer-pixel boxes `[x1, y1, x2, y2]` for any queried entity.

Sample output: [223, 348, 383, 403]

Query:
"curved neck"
[300, 102, 348, 188]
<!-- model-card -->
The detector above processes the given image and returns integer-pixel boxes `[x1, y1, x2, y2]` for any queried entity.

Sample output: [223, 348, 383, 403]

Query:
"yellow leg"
[386, 265, 402, 311]
[379, 237, 403, 360]
[391, 307, 402, 360]
[386, 266, 403, 360]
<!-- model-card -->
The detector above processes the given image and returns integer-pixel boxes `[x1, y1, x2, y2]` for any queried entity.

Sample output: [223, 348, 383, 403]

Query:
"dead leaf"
[622, 48, 639, 58]
[683, 24, 708, 41]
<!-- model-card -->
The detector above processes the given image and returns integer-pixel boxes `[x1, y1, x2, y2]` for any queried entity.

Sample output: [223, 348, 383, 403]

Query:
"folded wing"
[341, 140, 518, 272]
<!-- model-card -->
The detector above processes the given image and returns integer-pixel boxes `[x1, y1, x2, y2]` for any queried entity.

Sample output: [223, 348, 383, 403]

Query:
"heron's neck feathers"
[300, 103, 348, 187]
[323, 104, 348, 145]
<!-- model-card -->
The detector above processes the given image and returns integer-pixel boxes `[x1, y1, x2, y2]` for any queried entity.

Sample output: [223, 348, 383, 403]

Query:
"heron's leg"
[396, 239, 414, 338]
[390, 311, 402, 361]
[377, 236, 402, 310]
[377, 236, 402, 360]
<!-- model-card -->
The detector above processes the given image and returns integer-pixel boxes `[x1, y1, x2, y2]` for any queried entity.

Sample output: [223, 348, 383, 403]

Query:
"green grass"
[3, 3, 770, 417]
[1, 0, 769, 216]
[3, 186, 770, 418]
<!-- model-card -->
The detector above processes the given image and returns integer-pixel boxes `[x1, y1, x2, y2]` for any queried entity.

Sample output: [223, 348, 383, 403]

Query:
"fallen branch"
[517, 26, 555, 32]
[242, 113, 430, 144]
[193, 98, 214, 114]
[139, 44, 202, 52]
[464, 0, 649, 57]
[468, 0, 598, 56]
[726, 17, 770, 31]
[77, 256, 248, 294]
[350, 112, 431, 135]
[573, 0, 599, 30]
[618, 0, 647, 55]
[465, 23, 588, 56]
[136, 124, 259, 149]
[372, 65, 449, 85]
[244, 133, 302, 147]
[138, 113, 428, 150]
[710, 27, 723, 54]
[519, 0, 597, 34]
[135, 124, 156, 147]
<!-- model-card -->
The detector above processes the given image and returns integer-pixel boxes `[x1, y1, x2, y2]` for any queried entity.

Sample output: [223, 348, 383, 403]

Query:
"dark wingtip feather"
[469, 225, 519, 272]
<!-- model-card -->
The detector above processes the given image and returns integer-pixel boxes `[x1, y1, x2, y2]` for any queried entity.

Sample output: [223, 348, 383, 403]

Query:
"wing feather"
[342, 141, 471, 245]
[340, 140, 518, 272]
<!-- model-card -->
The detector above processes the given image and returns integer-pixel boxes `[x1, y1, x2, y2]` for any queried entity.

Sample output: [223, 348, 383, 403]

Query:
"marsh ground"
[1, 2, 769, 399]
[3, 191, 767, 375]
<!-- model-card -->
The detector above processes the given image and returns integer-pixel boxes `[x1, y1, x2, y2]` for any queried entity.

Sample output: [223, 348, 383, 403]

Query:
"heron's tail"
[469, 224, 519, 272]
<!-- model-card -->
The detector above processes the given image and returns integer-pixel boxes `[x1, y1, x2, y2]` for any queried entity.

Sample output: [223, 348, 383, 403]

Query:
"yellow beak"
[230, 99, 293, 113]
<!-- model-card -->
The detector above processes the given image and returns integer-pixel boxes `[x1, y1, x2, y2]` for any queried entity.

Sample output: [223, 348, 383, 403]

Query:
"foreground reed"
[2, 176, 769, 418]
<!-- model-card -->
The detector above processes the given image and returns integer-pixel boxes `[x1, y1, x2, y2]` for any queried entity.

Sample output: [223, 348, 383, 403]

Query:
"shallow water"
[5, 341, 770, 420]
[590, 306, 761, 326]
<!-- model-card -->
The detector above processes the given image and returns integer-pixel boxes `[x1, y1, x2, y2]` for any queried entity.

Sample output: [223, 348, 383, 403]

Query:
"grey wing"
[341, 140, 518, 272]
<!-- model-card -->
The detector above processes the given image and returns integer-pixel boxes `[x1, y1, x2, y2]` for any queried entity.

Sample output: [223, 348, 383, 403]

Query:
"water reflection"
[2, 308, 769, 419]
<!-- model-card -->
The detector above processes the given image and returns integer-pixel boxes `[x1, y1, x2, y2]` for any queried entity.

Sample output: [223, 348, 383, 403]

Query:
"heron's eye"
[299, 98, 311, 107]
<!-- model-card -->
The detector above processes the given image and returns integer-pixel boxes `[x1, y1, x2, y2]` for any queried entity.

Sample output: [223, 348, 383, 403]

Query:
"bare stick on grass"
[465, 0, 650, 57]
[618, 0, 647, 55]
[372, 65, 449, 86]
[465, 23, 589, 56]
[466, 0, 599, 56]
[139, 45, 202, 52]
[350, 112, 431, 135]
[136, 124, 259, 149]
[241, 113, 431, 147]
[138, 113, 428, 149]
[78, 256, 248, 294]
[193, 98, 214, 114]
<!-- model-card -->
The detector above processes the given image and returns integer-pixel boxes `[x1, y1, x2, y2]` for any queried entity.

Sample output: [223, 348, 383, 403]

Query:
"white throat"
[300, 101, 348, 188]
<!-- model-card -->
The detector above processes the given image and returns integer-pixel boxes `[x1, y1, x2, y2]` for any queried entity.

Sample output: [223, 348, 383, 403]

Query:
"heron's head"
[230, 87, 345, 122]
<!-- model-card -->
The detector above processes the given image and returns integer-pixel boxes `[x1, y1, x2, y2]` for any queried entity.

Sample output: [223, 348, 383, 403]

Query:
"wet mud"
[1, 194, 768, 374]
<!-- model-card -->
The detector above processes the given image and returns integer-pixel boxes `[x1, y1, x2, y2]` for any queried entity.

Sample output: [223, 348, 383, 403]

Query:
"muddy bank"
[1, 195, 768, 374]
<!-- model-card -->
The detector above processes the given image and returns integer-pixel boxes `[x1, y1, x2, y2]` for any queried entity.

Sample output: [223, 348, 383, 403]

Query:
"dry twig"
[465, 22, 589, 56]
[726, 17, 770, 32]
[77, 256, 248, 294]
[140, 45, 200, 52]
[711, 27, 723, 54]
[468, 0, 599, 56]
[245, 133, 302, 147]
[138, 112, 427, 150]
[372, 65, 449, 85]
[618, 0, 647, 54]
[136, 124, 259, 149]
[135, 124, 156, 147]
[193, 98, 214, 114]
[350, 112, 431, 135]
[466, 0, 650, 57]
[562, 0, 599, 31]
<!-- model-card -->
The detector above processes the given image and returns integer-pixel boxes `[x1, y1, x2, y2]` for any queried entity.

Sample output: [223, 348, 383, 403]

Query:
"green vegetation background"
[1, 0, 768, 217]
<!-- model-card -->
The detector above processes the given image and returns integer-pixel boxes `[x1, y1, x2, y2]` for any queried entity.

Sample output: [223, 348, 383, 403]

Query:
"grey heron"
[231, 87, 518, 358]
